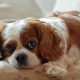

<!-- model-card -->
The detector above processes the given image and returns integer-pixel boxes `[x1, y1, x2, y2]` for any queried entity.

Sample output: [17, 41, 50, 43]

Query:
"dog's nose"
[16, 53, 27, 64]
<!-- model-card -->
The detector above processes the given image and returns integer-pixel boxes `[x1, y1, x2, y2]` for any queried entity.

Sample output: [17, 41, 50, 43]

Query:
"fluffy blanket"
[0, 61, 80, 80]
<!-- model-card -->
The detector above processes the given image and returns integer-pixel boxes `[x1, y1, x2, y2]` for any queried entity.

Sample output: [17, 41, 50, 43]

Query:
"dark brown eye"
[25, 41, 36, 50]
[5, 44, 16, 53]
[3, 40, 17, 54]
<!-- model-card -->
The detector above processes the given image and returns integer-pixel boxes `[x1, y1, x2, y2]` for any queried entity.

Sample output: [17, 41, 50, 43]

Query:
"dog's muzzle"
[8, 49, 41, 68]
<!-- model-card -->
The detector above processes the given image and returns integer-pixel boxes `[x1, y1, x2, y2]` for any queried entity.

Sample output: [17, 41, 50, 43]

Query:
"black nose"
[16, 53, 27, 64]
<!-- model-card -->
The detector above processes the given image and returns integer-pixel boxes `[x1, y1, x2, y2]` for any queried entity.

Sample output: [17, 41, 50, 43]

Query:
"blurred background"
[0, 0, 80, 20]
[0, 0, 55, 20]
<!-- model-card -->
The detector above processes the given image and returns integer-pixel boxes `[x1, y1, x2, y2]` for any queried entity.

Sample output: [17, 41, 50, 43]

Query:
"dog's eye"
[5, 44, 16, 53]
[25, 41, 36, 50]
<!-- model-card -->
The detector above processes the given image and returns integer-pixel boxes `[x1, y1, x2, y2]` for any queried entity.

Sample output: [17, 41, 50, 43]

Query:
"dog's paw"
[0, 61, 23, 80]
[44, 63, 68, 79]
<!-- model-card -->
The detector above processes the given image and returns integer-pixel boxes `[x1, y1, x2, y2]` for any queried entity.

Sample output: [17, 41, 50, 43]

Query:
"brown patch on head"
[20, 19, 63, 63]
[20, 19, 40, 58]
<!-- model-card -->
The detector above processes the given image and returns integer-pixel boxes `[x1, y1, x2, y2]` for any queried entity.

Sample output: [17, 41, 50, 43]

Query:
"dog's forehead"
[2, 19, 30, 40]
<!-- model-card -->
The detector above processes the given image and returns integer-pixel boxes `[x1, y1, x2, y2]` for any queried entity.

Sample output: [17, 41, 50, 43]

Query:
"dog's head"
[0, 18, 67, 68]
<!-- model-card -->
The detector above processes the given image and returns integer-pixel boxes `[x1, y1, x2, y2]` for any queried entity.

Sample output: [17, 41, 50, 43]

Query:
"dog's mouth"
[6, 60, 28, 69]
[6, 59, 41, 69]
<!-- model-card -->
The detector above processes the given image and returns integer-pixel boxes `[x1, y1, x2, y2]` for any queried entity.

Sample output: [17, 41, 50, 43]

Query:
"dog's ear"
[0, 24, 5, 50]
[29, 20, 63, 62]
[0, 23, 5, 60]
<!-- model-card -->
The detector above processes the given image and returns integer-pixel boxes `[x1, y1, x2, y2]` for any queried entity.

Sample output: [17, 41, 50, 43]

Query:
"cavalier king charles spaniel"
[0, 11, 80, 73]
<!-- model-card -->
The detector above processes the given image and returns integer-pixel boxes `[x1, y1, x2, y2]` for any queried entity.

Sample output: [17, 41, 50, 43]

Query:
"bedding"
[0, 61, 80, 80]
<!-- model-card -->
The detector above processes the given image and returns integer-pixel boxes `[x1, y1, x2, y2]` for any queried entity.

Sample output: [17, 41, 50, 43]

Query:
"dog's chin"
[10, 63, 40, 69]
[7, 60, 40, 69]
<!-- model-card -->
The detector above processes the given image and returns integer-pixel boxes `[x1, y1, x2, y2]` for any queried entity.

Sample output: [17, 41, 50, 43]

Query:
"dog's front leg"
[43, 55, 76, 79]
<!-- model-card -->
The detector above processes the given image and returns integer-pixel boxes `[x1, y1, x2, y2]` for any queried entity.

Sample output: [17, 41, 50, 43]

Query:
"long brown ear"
[0, 23, 5, 60]
[29, 19, 63, 62]
[0, 23, 5, 45]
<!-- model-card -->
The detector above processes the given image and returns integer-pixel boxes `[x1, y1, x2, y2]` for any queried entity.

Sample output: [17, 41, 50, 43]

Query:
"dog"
[0, 11, 80, 73]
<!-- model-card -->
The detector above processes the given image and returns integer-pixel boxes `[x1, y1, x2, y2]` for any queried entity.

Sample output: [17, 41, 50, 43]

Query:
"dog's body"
[0, 11, 80, 78]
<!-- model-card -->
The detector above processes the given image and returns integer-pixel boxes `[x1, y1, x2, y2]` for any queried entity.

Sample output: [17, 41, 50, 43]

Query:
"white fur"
[2, 19, 29, 40]
[39, 17, 69, 53]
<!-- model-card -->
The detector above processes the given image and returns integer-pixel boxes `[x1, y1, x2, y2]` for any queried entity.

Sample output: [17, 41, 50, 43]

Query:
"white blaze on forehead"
[39, 17, 69, 53]
[2, 19, 28, 40]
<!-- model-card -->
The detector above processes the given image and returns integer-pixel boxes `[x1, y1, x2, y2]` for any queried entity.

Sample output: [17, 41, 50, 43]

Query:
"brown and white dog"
[0, 11, 80, 72]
